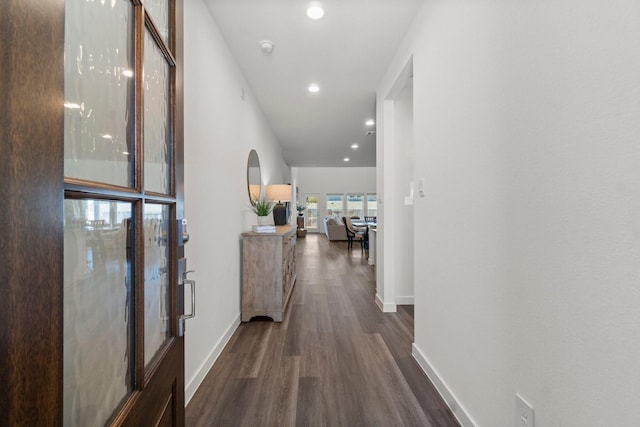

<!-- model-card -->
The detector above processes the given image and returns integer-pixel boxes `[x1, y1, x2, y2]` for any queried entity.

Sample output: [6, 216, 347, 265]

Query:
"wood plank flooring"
[186, 234, 459, 427]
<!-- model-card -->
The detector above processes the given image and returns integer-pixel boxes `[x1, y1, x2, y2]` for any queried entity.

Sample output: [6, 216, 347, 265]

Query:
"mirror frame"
[247, 149, 262, 202]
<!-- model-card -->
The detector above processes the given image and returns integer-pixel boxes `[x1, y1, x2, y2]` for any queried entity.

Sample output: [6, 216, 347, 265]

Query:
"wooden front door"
[1, 0, 185, 425]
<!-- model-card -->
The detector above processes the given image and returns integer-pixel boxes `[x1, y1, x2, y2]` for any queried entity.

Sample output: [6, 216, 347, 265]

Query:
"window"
[366, 194, 377, 217]
[326, 194, 343, 218]
[346, 194, 364, 218]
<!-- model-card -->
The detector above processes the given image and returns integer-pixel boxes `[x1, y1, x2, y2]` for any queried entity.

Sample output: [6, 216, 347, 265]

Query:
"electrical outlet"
[515, 394, 534, 427]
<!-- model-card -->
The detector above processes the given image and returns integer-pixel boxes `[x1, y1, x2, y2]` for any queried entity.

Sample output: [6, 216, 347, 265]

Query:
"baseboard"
[395, 296, 414, 305]
[375, 294, 383, 311]
[375, 293, 397, 312]
[185, 313, 240, 404]
[412, 343, 476, 427]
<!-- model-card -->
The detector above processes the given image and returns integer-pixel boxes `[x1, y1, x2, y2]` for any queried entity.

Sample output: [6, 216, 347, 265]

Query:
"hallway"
[186, 234, 458, 426]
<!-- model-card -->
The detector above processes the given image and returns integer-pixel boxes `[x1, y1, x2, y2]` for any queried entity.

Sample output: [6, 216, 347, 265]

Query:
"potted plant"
[251, 198, 273, 225]
[295, 204, 306, 230]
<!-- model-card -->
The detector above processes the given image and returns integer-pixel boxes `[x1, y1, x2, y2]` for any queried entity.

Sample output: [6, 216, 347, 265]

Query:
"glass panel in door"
[143, 29, 171, 194]
[64, 0, 134, 187]
[304, 194, 319, 229]
[143, 0, 170, 44]
[144, 203, 171, 367]
[63, 199, 133, 426]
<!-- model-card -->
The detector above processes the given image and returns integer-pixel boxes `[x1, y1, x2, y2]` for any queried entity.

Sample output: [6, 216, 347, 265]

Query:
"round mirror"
[247, 149, 262, 202]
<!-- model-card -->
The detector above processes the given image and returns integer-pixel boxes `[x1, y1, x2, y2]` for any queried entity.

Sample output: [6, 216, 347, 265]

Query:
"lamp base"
[273, 203, 287, 226]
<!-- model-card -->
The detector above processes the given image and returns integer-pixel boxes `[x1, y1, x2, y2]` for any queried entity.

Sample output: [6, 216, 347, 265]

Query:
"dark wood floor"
[186, 234, 459, 427]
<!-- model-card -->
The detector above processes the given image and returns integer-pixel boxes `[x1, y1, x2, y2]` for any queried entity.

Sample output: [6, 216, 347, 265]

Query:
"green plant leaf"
[251, 198, 273, 216]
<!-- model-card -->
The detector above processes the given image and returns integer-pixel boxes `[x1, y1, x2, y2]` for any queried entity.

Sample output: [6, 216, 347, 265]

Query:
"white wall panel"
[378, 0, 640, 425]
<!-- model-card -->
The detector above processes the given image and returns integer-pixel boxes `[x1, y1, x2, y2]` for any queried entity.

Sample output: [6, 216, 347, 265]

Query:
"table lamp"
[266, 184, 291, 226]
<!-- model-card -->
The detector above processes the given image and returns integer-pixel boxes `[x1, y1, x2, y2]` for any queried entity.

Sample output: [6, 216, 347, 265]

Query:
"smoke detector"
[259, 40, 274, 54]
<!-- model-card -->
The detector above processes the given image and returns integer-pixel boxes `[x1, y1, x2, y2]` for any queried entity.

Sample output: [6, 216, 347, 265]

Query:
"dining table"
[351, 220, 376, 228]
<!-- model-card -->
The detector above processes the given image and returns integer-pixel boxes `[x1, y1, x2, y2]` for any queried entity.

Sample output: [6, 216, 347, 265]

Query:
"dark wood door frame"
[0, 0, 65, 424]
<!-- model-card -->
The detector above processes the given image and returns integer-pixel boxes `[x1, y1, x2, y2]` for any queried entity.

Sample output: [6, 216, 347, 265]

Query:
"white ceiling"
[203, 0, 423, 167]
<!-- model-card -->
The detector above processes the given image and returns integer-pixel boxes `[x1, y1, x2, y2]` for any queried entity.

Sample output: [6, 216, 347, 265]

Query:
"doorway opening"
[378, 57, 415, 311]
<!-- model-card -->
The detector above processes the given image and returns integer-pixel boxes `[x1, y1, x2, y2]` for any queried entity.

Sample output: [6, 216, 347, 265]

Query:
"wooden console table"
[241, 225, 297, 322]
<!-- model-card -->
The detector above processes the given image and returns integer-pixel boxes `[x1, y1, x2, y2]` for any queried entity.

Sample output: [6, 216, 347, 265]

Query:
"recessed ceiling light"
[306, 4, 324, 20]
[343, 157, 350, 162]
[101, 133, 113, 139]
[351, 144, 359, 149]
[308, 83, 320, 93]
[122, 69, 134, 78]
[365, 119, 375, 126]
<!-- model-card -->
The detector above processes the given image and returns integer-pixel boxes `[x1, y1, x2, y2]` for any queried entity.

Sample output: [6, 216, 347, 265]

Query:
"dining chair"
[343, 217, 366, 251]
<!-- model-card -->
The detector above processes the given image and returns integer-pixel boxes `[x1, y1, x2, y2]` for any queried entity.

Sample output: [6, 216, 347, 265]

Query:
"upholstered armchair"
[323, 216, 348, 240]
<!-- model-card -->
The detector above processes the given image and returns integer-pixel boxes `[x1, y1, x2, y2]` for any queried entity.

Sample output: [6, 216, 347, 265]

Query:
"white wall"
[393, 85, 414, 305]
[378, 0, 640, 426]
[183, 0, 288, 403]
[296, 167, 376, 194]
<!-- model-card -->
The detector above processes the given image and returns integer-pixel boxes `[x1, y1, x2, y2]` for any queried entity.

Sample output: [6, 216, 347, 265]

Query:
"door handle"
[181, 270, 195, 320]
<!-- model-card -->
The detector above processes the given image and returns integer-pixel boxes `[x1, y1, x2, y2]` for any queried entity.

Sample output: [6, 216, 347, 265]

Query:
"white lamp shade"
[266, 184, 292, 202]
